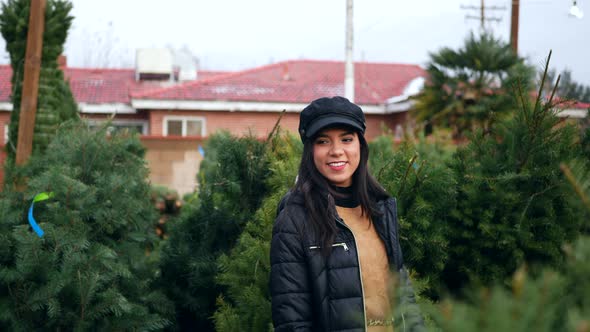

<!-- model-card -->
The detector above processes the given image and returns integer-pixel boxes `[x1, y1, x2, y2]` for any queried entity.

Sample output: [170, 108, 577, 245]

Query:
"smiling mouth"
[327, 161, 347, 170]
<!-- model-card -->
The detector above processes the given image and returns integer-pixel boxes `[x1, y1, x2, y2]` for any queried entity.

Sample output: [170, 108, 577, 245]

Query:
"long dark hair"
[294, 128, 389, 255]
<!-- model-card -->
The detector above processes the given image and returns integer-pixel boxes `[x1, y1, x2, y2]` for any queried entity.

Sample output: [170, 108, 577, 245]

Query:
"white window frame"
[87, 119, 149, 135]
[163, 115, 206, 137]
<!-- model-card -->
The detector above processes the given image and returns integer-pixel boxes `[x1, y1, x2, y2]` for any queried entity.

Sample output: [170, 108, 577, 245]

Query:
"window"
[87, 120, 148, 135]
[4, 124, 8, 145]
[163, 116, 205, 137]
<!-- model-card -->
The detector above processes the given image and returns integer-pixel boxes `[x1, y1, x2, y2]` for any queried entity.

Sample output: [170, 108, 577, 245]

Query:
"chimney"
[282, 63, 291, 81]
[57, 55, 67, 69]
[174, 47, 198, 82]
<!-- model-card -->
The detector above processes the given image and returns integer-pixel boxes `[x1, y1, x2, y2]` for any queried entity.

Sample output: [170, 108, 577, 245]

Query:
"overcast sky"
[1, 0, 589, 84]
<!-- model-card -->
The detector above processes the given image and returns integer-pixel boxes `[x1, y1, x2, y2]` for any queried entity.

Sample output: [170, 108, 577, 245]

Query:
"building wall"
[147, 109, 407, 140]
[141, 136, 204, 197]
[0, 109, 408, 195]
[0, 112, 9, 187]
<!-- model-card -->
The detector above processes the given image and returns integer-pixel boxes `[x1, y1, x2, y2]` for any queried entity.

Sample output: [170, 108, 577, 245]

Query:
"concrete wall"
[141, 136, 204, 197]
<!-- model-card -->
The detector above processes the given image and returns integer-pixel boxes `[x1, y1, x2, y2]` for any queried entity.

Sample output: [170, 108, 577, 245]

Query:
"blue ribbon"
[28, 192, 54, 238]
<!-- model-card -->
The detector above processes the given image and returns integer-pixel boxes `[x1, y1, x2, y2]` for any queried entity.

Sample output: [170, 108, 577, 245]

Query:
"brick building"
[0, 56, 432, 195]
[2, 56, 589, 195]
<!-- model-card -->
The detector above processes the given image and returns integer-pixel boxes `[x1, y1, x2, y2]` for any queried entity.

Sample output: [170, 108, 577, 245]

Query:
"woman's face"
[313, 127, 361, 187]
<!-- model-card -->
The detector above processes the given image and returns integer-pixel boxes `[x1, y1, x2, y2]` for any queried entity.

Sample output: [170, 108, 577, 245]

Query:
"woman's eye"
[342, 137, 354, 143]
[315, 139, 328, 145]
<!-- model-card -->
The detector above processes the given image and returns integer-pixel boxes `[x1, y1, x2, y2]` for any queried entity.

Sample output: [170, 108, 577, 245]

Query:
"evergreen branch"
[560, 163, 590, 210]
[78, 269, 85, 321]
[266, 109, 285, 143]
[533, 50, 552, 116]
[7, 283, 22, 321]
[413, 160, 427, 180]
[376, 154, 395, 183]
[548, 74, 561, 107]
[518, 51, 555, 173]
[407, 160, 428, 198]
[516, 78, 530, 125]
[518, 185, 556, 224]
[397, 154, 418, 198]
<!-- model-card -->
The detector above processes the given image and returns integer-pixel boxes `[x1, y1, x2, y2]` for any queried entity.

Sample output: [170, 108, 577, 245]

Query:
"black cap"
[298, 96, 366, 142]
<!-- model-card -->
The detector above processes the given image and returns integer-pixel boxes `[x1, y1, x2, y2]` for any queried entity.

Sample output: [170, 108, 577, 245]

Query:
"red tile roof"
[560, 100, 590, 109]
[132, 60, 426, 105]
[0, 65, 229, 104]
[3, 60, 584, 109]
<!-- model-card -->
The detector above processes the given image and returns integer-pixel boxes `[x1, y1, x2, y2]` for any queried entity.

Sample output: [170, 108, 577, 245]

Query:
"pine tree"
[160, 130, 275, 330]
[441, 53, 588, 291]
[368, 135, 457, 298]
[0, 122, 173, 330]
[427, 160, 590, 331]
[0, 0, 79, 159]
[414, 32, 533, 139]
[426, 234, 590, 332]
[561, 160, 590, 212]
[213, 130, 302, 332]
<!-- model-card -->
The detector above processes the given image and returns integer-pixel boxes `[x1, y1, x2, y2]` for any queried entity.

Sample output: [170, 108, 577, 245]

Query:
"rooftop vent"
[135, 48, 173, 81]
[173, 47, 198, 82]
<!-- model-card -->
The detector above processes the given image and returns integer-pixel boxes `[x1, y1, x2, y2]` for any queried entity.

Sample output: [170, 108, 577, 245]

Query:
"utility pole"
[344, 0, 354, 102]
[510, 0, 520, 54]
[461, 0, 504, 30]
[15, 0, 46, 166]
[480, 0, 485, 28]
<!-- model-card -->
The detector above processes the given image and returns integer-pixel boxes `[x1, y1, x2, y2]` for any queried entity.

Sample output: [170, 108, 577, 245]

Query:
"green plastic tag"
[33, 192, 55, 203]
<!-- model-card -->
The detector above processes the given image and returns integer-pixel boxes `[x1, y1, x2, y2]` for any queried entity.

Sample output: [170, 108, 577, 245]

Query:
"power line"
[460, 0, 506, 30]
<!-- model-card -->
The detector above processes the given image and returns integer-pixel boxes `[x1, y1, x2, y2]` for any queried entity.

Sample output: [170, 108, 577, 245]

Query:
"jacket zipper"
[335, 217, 368, 332]
[309, 242, 349, 251]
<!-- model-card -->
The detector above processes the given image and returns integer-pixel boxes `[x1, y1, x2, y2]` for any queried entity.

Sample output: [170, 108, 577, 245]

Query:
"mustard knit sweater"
[336, 205, 394, 332]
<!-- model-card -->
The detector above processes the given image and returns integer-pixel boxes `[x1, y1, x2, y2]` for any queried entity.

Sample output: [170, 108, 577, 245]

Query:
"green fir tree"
[160, 129, 276, 331]
[0, 0, 79, 159]
[0, 122, 173, 331]
[427, 234, 590, 332]
[368, 135, 456, 298]
[213, 130, 301, 332]
[441, 52, 588, 291]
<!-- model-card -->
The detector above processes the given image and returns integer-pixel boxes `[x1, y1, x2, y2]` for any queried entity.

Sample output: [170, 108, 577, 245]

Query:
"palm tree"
[414, 32, 533, 139]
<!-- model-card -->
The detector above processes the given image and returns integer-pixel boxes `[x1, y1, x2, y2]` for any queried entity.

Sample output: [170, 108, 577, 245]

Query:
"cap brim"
[305, 116, 364, 139]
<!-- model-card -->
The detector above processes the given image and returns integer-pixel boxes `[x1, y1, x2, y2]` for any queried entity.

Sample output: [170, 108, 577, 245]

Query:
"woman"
[270, 96, 424, 332]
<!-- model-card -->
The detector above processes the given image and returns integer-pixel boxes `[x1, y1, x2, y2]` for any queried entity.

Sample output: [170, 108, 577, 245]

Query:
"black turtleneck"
[332, 185, 360, 208]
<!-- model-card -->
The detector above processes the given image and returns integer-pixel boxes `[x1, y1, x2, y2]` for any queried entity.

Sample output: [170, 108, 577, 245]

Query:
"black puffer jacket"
[270, 191, 424, 332]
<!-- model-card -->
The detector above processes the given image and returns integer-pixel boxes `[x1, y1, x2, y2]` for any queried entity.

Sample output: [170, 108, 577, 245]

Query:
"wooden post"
[15, 0, 46, 166]
[480, 0, 485, 29]
[510, 0, 519, 54]
[344, 0, 354, 102]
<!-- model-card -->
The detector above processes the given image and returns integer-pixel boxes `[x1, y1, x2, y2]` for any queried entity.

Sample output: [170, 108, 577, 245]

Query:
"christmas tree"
[213, 129, 301, 332]
[160, 129, 276, 330]
[368, 135, 456, 298]
[0, 0, 79, 159]
[426, 235, 590, 331]
[0, 122, 173, 330]
[442, 52, 588, 291]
